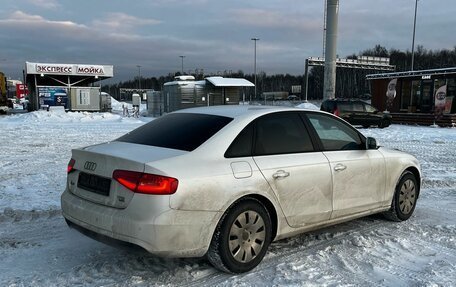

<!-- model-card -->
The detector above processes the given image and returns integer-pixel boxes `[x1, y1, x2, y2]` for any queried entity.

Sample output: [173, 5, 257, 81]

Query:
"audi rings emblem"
[84, 161, 97, 171]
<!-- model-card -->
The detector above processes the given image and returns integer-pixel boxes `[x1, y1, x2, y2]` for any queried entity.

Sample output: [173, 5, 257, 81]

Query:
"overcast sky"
[0, 0, 455, 83]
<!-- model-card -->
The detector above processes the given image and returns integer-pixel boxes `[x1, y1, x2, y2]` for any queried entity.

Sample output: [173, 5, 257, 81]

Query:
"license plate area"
[78, 172, 111, 196]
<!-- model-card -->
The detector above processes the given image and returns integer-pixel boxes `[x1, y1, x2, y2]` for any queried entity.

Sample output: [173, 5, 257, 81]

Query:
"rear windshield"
[116, 113, 233, 151]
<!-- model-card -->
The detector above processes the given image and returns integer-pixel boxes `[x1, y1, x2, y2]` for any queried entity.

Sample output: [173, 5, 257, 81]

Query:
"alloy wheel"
[228, 210, 266, 263]
[399, 179, 416, 215]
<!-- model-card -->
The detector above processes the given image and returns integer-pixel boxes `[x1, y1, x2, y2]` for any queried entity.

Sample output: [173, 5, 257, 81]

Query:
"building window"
[77, 89, 90, 105]
[447, 78, 455, 98]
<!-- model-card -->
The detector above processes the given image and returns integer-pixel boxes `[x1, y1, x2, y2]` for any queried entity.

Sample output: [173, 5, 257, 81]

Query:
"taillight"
[334, 108, 340, 117]
[113, 170, 141, 191]
[67, 158, 76, 173]
[113, 170, 178, 195]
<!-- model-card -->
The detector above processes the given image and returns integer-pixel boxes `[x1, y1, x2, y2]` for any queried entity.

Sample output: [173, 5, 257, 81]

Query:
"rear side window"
[364, 103, 377, 113]
[117, 113, 233, 151]
[225, 124, 254, 158]
[338, 103, 352, 112]
[351, 103, 364, 112]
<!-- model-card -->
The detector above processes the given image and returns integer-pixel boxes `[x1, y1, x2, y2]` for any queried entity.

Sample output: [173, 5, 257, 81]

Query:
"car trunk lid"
[67, 141, 186, 208]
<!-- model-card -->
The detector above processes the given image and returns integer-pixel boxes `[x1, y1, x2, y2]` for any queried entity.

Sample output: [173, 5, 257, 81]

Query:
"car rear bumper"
[61, 189, 221, 257]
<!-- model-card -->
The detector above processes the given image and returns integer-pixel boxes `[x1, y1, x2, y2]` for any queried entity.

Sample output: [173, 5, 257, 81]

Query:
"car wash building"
[25, 62, 113, 111]
[367, 67, 456, 126]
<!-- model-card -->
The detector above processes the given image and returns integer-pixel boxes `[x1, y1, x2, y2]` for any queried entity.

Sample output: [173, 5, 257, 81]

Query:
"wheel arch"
[206, 193, 279, 273]
[244, 194, 278, 241]
[404, 166, 421, 197]
[384, 166, 421, 222]
[220, 194, 279, 242]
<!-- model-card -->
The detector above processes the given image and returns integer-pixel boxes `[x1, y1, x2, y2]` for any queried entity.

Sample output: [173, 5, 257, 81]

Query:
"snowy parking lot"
[0, 110, 455, 286]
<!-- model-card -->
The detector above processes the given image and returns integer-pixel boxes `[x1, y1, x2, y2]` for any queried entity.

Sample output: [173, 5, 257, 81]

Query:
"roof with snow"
[205, 77, 254, 87]
[163, 76, 254, 87]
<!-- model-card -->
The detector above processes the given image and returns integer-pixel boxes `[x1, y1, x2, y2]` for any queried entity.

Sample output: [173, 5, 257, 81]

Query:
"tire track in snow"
[324, 201, 456, 287]
[364, 226, 455, 286]
[183, 217, 391, 287]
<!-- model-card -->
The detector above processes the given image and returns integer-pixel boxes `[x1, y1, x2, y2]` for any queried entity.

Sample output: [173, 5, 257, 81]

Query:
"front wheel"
[378, 119, 390, 128]
[207, 198, 272, 273]
[384, 171, 419, 221]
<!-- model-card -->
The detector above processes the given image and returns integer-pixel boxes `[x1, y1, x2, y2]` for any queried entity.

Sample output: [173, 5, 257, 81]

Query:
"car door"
[305, 112, 386, 218]
[347, 101, 367, 125]
[250, 112, 333, 227]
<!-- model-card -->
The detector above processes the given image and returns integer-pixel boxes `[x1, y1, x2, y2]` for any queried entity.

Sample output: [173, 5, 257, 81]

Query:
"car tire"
[362, 124, 370, 128]
[384, 171, 419, 222]
[207, 198, 272, 273]
[378, 119, 390, 128]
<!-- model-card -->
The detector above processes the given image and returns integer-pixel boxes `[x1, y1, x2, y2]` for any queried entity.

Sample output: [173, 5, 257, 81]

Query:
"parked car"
[321, 99, 392, 128]
[61, 106, 420, 273]
[287, 95, 299, 101]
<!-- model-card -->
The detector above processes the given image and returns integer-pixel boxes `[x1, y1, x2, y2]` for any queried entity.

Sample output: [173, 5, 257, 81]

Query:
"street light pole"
[411, 0, 418, 71]
[179, 55, 185, 75]
[136, 65, 141, 90]
[251, 38, 259, 103]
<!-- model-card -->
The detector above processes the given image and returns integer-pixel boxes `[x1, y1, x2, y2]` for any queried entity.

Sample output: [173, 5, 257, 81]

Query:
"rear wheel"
[384, 171, 419, 221]
[207, 198, 272, 273]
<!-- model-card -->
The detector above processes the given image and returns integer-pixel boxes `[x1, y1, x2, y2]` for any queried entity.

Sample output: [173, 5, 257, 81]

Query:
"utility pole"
[179, 55, 185, 75]
[411, 0, 419, 71]
[136, 65, 141, 90]
[251, 38, 259, 102]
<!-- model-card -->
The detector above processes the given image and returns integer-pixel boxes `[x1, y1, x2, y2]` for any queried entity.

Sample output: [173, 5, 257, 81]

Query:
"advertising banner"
[16, 84, 28, 98]
[291, 85, 302, 93]
[386, 78, 397, 99]
[385, 78, 397, 110]
[26, 62, 114, 77]
[38, 87, 68, 109]
[434, 85, 447, 111]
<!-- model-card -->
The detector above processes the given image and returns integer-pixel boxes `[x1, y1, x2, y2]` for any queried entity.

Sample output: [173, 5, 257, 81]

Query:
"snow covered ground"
[0, 109, 455, 286]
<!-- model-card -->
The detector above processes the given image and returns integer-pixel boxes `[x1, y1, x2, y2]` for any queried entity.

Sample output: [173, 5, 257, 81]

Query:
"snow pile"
[110, 96, 148, 116]
[110, 96, 132, 113]
[295, 102, 320, 110]
[0, 108, 149, 124]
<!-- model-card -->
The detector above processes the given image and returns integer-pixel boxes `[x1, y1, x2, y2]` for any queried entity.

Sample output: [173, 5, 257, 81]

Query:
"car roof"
[173, 105, 317, 119]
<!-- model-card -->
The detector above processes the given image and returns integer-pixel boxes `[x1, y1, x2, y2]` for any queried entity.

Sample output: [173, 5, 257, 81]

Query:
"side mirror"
[366, 137, 378, 150]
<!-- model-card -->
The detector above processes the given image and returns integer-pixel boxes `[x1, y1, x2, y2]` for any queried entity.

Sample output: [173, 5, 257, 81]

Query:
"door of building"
[419, 80, 433, 113]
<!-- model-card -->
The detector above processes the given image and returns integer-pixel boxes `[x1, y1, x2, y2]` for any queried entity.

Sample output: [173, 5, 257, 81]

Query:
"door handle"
[334, 163, 347, 171]
[273, 170, 290, 179]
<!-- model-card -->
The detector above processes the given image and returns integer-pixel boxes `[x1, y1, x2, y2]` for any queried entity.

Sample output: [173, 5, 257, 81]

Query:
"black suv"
[321, 99, 392, 128]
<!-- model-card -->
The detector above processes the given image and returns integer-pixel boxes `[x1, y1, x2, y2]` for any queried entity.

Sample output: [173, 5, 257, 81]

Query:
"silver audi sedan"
[61, 105, 421, 273]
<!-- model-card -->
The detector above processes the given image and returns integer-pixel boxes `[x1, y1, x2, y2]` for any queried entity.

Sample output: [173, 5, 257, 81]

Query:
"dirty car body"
[61, 105, 421, 273]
